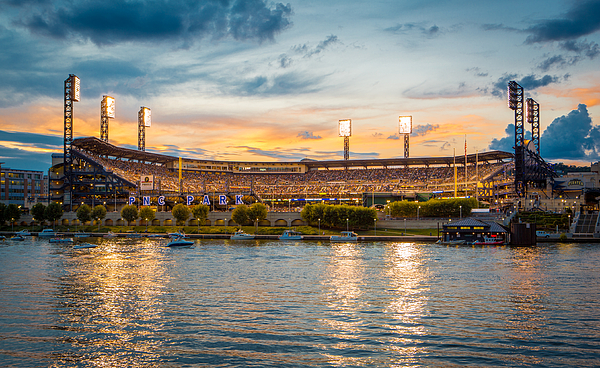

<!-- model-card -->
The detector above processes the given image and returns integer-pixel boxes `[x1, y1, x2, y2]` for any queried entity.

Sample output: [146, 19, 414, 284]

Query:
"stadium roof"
[73, 136, 513, 168]
[73, 137, 177, 165]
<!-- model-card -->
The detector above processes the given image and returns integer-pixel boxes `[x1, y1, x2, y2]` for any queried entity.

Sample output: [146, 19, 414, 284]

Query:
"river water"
[0, 237, 598, 367]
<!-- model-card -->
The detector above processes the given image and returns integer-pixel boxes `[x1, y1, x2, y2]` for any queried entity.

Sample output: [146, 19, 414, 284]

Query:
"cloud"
[542, 104, 600, 160]
[488, 124, 516, 152]
[0, 130, 64, 171]
[387, 134, 400, 140]
[231, 72, 322, 96]
[537, 40, 599, 71]
[292, 34, 339, 58]
[12, 0, 293, 46]
[384, 23, 441, 37]
[412, 124, 439, 137]
[490, 73, 563, 98]
[297, 131, 321, 140]
[525, 0, 600, 44]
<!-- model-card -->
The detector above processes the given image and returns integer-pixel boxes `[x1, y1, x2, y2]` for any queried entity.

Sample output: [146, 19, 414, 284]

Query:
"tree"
[6, 204, 20, 230]
[231, 204, 250, 227]
[139, 207, 155, 232]
[121, 205, 139, 227]
[44, 202, 63, 229]
[248, 203, 268, 222]
[76, 204, 92, 228]
[191, 204, 210, 232]
[0, 203, 6, 225]
[31, 203, 46, 226]
[172, 204, 190, 226]
[92, 205, 107, 231]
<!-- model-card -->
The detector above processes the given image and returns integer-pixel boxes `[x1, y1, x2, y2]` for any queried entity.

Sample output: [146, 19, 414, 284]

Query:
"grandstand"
[50, 136, 514, 211]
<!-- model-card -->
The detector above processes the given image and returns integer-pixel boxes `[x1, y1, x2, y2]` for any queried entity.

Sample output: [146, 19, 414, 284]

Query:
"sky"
[0, 0, 600, 172]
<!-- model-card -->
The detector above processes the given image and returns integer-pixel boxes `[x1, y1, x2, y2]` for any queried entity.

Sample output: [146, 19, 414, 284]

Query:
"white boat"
[472, 237, 505, 245]
[330, 231, 358, 242]
[49, 237, 74, 244]
[436, 239, 466, 245]
[278, 230, 303, 241]
[168, 231, 186, 238]
[37, 229, 56, 237]
[103, 231, 117, 238]
[73, 243, 97, 249]
[16, 230, 31, 236]
[230, 230, 255, 240]
[166, 238, 194, 247]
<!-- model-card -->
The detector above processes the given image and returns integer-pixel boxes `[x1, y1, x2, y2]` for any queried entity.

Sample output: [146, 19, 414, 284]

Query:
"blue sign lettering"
[202, 195, 210, 205]
[128, 196, 135, 205]
[219, 195, 227, 205]
[187, 195, 194, 206]
[235, 194, 244, 205]
[143, 196, 150, 206]
[158, 196, 165, 206]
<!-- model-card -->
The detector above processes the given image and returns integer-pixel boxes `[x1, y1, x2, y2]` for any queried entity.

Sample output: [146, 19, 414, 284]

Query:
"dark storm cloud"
[488, 124, 516, 152]
[490, 74, 563, 98]
[0, 130, 63, 148]
[537, 40, 599, 71]
[525, 0, 600, 44]
[542, 104, 600, 160]
[10, 0, 292, 46]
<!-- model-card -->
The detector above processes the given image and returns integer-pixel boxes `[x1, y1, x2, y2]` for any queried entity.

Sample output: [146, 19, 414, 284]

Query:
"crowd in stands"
[77, 149, 507, 198]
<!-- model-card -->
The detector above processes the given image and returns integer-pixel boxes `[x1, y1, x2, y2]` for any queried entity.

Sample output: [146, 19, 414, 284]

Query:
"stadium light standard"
[100, 95, 115, 142]
[138, 107, 151, 151]
[399, 116, 412, 158]
[64, 74, 80, 212]
[339, 119, 351, 160]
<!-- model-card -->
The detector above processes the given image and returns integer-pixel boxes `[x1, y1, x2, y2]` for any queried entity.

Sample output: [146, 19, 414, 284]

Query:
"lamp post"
[255, 218, 258, 234]
[374, 218, 377, 236]
[346, 218, 349, 232]
[404, 218, 406, 235]
[460, 205, 462, 219]
[318, 218, 321, 233]
[387, 200, 390, 217]
[417, 206, 421, 220]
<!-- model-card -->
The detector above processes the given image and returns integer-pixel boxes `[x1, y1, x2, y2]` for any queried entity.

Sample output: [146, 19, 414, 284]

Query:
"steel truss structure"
[404, 133, 410, 158]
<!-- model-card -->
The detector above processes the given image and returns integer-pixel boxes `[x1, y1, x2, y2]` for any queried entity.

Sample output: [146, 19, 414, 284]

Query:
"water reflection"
[384, 242, 428, 365]
[54, 238, 170, 366]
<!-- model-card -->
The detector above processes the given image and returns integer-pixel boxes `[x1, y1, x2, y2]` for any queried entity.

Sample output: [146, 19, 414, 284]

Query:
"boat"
[10, 235, 25, 241]
[73, 243, 97, 249]
[37, 229, 56, 237]
[278, 230, 303, 241]
[147, 233, 165, 238]
[15, 230, 31, 236]
[436, 239, 466, 245]
[472, 237, 505, 245]
[0, 235, 5, 240]
[49, 237, 74, 243]
[230, 230, 255, 240]
[103, 231, 117, 238]
[166, 238, 194, 247]
[168, 231, 187, 238]
[126, 232, 142, 238]
[330, 231, 358, 242]
[74, 232, 91, 238]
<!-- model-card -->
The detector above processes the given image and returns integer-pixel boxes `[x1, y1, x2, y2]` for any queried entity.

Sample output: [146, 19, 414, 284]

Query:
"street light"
[459, 205, 462, 219]
[417, 205, 421, 220]
[346, 218, 349, 232]
[374, 218, 377, 236]
[404, 218, 406, 235]
[255, 218, 258, 234]
[318, 218, 321, 234]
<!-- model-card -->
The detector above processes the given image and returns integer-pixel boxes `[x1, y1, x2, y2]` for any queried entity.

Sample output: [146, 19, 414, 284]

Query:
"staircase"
[572, 211, 599, 236]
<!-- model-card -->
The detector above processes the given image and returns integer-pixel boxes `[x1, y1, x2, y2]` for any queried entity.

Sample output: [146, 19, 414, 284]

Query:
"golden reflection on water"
[55, 238, 170, 367]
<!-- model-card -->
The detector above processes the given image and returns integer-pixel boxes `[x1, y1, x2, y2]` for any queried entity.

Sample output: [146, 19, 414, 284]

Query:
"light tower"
[399, 116, 412, 158]
[64, 74, 80, 211]
[100, 95, 115, 142]
[138, 107, 151, 151]
[526, 98, 540, 155]
[338, 119, 351, 160]
[508, 81, 525, 197]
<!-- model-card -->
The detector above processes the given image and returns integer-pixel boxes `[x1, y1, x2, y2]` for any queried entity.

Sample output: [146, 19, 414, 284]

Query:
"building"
[0, 166, 48, 209]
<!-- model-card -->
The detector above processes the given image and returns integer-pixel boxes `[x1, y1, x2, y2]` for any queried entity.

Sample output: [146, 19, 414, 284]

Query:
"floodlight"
[338, 119, 351, 137]
[399, 116, 412, 134]
[507, 81, 522, 110]
[141, 107, 151, 127]
[103, 96, 115, 118]
[72, 76, 80, 102]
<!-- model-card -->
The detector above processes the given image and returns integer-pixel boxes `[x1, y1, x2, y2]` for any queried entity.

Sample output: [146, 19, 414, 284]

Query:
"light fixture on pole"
[138, 107, 151, 151]
[64, 74, 80, 212]
[100, 95, 115, 142]
[399, 116, 412, 158]
[338, 119, 351, 161]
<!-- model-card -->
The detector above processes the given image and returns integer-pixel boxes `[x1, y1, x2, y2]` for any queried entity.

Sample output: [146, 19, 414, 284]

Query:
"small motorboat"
[74, 232, 91, 238]
[37, 229, 56, 237]
[73, 243, 97, 249]
[103, 231, 117, 238]
[230, 230, 255, 240]
[472, 237, 505, 245]
[147, 233, 165, 238]
[126, 232, 142, 238]
[168, 231, 187, 239]
[436, 239, 466, 245]
[10, 235, 25, 241]
[330, 231, 358, 242]
[278, 230, 303, 241]
[49, 237, 74, 244]
[166, 238, 194, 247]
[15, 230, 31, 236]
